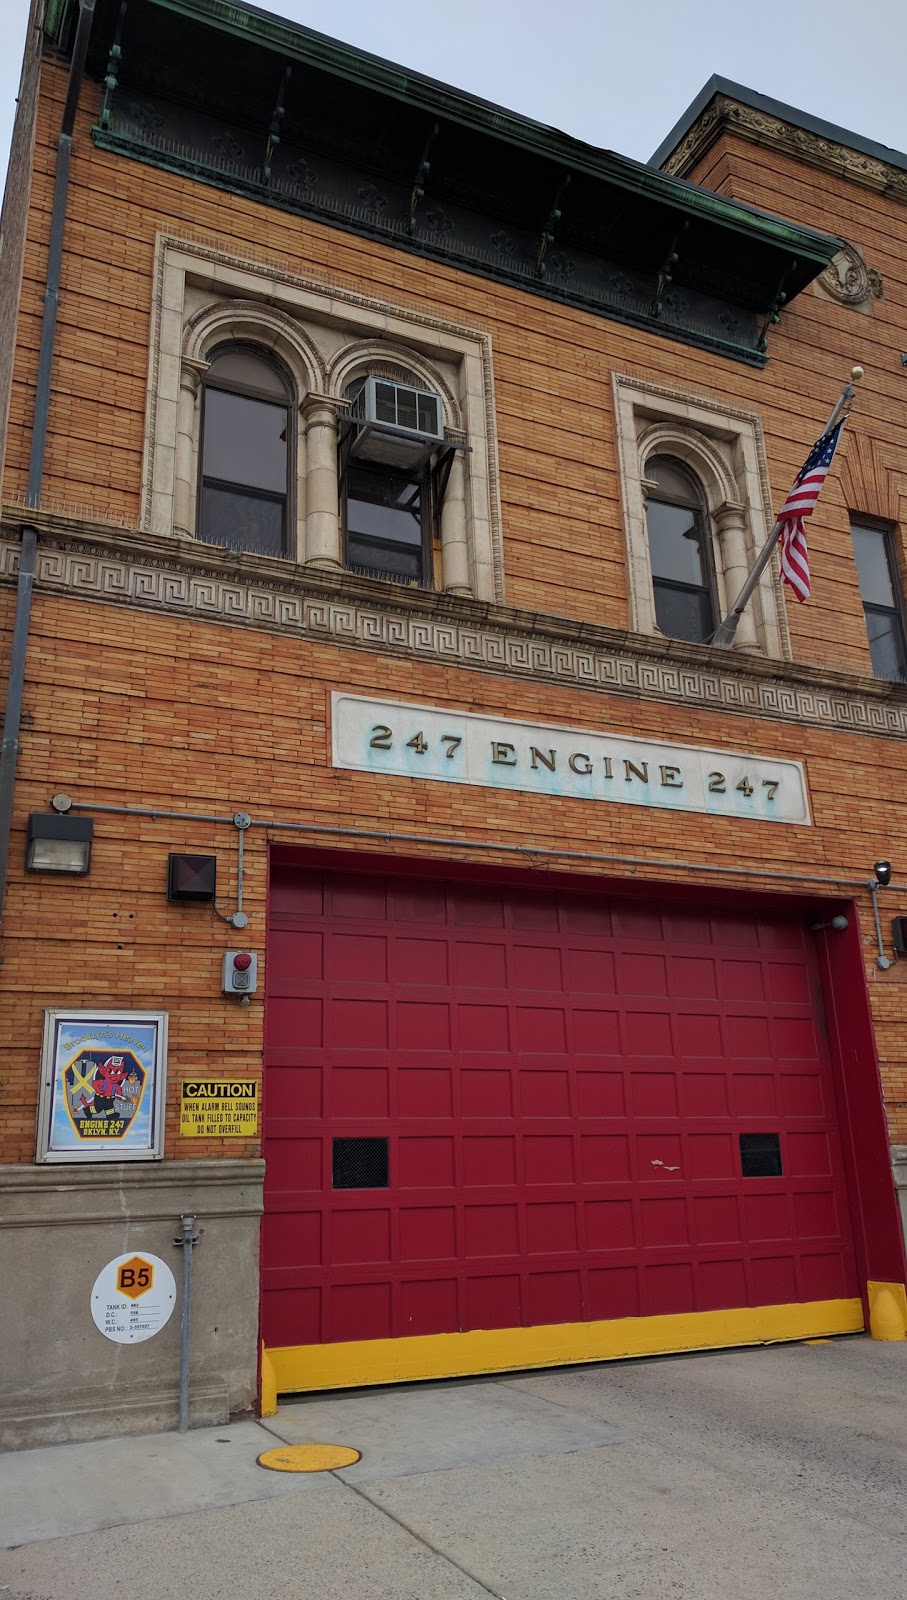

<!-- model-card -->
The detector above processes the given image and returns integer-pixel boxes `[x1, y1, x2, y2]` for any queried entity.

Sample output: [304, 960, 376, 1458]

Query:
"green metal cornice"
[144, 0, 838, 266]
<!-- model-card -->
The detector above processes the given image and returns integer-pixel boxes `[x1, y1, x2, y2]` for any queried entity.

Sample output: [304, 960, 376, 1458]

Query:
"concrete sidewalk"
[2, 1335, 905, 1599]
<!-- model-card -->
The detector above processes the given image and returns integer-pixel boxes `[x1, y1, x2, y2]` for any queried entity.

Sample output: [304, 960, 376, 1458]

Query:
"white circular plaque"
[91, 1251, 177, 1344]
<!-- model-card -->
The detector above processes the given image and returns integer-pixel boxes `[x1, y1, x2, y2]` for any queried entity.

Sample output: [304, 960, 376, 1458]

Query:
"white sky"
[1, 0, 905, 199]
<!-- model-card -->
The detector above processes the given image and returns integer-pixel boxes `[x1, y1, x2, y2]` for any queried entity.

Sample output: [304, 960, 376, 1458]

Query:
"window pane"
[647, 456, 700, 505]
[203, 389, 287, 492]
[865, 607, 907, 682]
[653, 580, 714, 643]
[852, 524, 897, 607]
[206, 349, 288, 398]
[199, 484, 285, 558]
[347, 465, 423, 546]
[347, 535, 423, 580]
[647, 499, 707, 585]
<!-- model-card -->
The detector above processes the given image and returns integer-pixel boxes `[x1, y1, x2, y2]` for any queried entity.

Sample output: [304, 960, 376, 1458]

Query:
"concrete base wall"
[0, 1159, 264, 1450]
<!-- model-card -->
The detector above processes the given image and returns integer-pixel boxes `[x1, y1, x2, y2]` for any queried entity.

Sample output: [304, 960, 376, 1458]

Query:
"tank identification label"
[332, 693, 811, 825]
[179, 1079, 259, 1137]
[91, 1252, 176, 1344]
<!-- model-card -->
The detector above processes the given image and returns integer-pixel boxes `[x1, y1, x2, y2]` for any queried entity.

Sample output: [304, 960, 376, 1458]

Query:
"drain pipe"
[0, 0, 95, 927]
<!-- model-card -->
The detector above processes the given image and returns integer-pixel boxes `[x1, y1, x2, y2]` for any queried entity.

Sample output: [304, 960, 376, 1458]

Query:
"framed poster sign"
[36, 1010, 168, 1163]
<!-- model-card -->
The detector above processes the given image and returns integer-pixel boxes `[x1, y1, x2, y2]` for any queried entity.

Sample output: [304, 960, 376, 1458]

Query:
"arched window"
[645, 456, 717, 644]
[198, 346, 291, 558]
[341, 376, 443, 585]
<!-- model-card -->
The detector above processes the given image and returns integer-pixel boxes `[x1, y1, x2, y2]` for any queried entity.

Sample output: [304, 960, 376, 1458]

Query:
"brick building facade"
[2, 1, 907, 1447]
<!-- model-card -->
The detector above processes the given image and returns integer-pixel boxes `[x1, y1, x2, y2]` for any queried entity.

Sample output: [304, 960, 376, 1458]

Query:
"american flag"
[777, 421, 843, 602]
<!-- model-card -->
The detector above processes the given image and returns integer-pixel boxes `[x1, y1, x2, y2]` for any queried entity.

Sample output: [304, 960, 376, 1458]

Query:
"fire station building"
[2, 0, 907, 1447]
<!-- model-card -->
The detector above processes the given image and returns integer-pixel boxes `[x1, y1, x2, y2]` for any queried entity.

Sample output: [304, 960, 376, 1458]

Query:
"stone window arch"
[142, 236, 504, 600]
[613, 373, 788, 657]
[167, 302, 326, 560]
[328, 340, 470, 593]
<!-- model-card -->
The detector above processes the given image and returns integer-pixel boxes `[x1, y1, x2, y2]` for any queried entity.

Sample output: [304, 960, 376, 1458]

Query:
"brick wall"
[4, 62, 906, 673]
[2, 63, 907, 1167]
[2, 580, 907, 1162]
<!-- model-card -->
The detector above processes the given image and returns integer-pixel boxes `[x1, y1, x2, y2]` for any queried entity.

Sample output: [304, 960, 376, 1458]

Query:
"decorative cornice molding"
[3, 514, 906, 743]
[660, 95, 907, 204]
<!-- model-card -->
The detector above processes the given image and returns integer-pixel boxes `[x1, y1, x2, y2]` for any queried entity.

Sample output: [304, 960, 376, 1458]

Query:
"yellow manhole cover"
[257, 1443, 361, 1473]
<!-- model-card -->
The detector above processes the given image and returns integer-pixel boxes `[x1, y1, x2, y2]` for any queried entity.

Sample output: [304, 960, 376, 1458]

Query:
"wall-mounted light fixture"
[867, 859, 895, 969]
[168, 853, 217, 903]
[26, 813, 93, 875]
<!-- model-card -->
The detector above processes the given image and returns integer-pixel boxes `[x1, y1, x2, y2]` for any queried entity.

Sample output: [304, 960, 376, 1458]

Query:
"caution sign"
[179, 1079, 259, 1137]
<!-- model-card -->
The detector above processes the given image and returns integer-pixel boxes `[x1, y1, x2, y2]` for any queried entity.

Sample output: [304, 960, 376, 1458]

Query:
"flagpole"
[710, 367, 862, 649]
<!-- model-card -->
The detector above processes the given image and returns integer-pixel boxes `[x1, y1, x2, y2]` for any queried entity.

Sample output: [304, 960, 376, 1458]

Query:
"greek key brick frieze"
[2, 534, 906, 740]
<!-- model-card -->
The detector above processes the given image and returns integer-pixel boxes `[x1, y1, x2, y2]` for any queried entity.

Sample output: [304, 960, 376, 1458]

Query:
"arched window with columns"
[613, 372, 789, 658]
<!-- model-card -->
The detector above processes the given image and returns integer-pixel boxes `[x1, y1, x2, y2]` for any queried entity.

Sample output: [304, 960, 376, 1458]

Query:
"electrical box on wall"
[222, 951, 258, 995]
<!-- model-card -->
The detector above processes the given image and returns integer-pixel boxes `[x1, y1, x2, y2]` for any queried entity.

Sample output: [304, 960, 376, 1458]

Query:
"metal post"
[174, 1213, 201, 1433]
[867, 881, 892, 971]
[710, 372, 862, 649]
[0, 527, 38, 926]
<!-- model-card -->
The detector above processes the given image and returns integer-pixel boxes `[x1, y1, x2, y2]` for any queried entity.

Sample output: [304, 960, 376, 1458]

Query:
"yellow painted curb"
[265, 1296, 863, 1395]
[257, 1443, 361, 1473]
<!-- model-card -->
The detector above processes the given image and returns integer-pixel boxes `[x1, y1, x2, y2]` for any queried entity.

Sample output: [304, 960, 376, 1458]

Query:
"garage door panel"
[576, 1070, 625, 1116]
[398, 1067, 454, 1117]
[625, 1011, 674, 1056]
[395, 936, 449, 984]
[458, 1003, 510, 1050]
[692, 1195, 742, 1244]
[670, 955, 718, 998]
[681, 1074, 729, 1116]
[629, 1072, 678, 1117]
[263, 872, 861, 1366]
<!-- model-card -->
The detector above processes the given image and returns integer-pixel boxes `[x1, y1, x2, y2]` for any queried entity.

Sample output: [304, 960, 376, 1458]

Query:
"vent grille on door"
[739, 1132, 783, 1177]
[332, 1137, 389, 1189]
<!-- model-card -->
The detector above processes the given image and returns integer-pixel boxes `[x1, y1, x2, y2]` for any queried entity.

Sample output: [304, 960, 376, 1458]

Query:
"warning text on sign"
[179, 1080, 259, 1137]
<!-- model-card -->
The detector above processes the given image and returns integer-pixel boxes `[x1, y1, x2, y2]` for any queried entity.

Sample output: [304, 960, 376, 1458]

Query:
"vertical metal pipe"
[868, 882, 892, 970]
[177, 1213, 197, 1433]
[0, 1, 96, 925]
[0, 527, 38, 926]
[27, 0, 96, 505]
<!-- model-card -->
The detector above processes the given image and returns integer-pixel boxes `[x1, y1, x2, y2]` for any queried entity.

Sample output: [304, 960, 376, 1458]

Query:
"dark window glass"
[645, 456, 716, 644]
[332, 1137, 389, 1189]
[345, 461, 429, 583]
[851, 523, 907, 682]
[199, 485, 285, 559]
[199, 347, 289, 557]
[739, 1132, 783, 1178]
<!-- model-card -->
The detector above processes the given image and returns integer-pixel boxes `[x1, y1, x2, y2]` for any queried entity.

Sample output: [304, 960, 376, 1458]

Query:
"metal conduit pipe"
[54, 797, 890, 895]
[0, 0, 96, 928]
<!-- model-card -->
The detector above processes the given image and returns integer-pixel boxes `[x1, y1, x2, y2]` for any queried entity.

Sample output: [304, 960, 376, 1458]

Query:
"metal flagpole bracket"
[710, 367, 863, 649]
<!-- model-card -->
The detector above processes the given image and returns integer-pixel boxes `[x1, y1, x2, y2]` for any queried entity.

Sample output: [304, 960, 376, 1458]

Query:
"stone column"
[439, 450, 471, 595]
[301, 395, 342, 569]
[173, 360, 207, 535]
[714, 501, 759, 651]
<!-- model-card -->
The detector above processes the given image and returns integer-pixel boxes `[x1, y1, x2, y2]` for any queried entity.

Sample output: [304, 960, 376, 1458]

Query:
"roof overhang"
[51, 0, 846, 364]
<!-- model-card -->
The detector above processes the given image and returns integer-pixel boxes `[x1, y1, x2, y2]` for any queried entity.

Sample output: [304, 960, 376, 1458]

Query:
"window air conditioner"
[353, 377, 444, 468]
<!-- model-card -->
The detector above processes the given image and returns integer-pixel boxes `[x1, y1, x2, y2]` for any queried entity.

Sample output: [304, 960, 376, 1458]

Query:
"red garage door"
[262, 863, 862, 1391]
